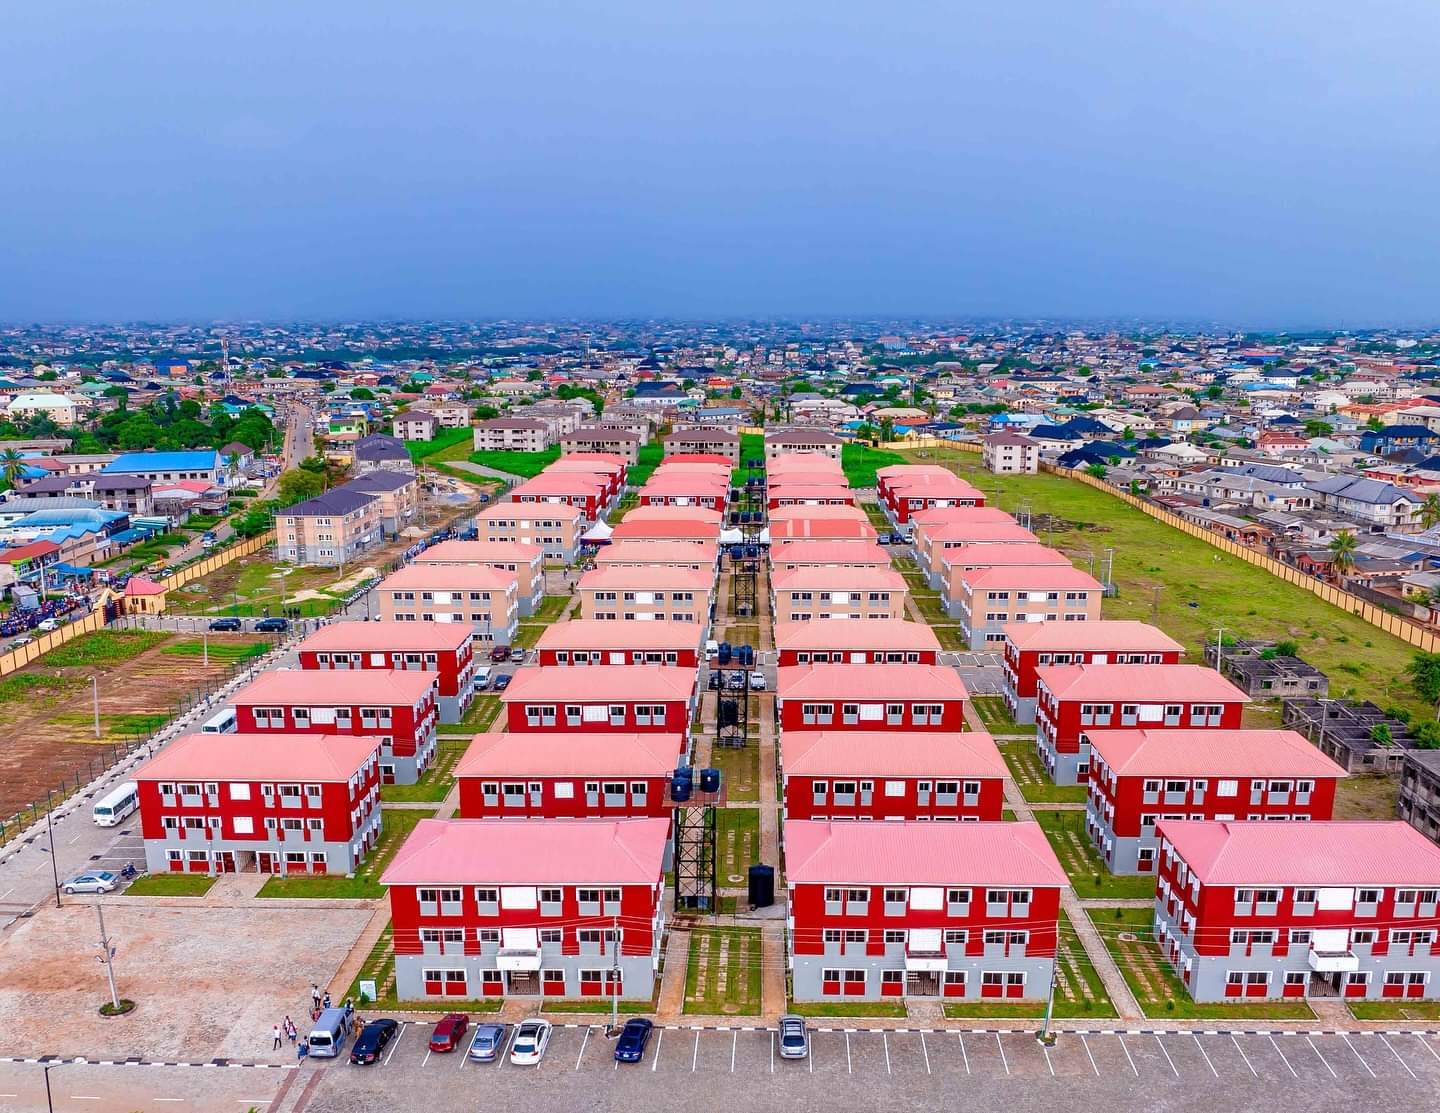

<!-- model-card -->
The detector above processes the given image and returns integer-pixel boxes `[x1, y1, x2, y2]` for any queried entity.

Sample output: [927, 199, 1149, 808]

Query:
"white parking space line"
[1379, 1035, 1416, 1079]
[499, 1024, 518, 1069]
[1415, 1034, 1440, 1064]
[996, 1033, 1009, 1076]
[920, 1030, 931, 1075]
[385, 1024, 405, 1066]
[575, 1027, 590, 1071]
[153, 1100, 184, 1104]
[731, 1030, 737, 1073]
[421, 1047, 432, 1070]
[1080, 1035, 1099, 1076]
[1305, 1036, 1336, 1078]
[1191, 1034, 1217, 1077]
[1154, 1035, 1178, 1077]
[845, 1031, 852, 1075]
[883, 1032, 891, 1076]
[957, 1032, 970, 1075]
[1230, 1035, 1256, 1077]
[1341, 1034, 1376, 1078]
[1042, 1043, 1054, 1077]
[691, 1030, 699, 1073]
[808, 1038, 813, 1073]
[769, 1031, 774, 1074]
[69, 1097, 101, 1102]
[653, 1029, 663, 1072]
[1268, 1037, 1296, 1078]
[1117, 1035, 1138, 1077]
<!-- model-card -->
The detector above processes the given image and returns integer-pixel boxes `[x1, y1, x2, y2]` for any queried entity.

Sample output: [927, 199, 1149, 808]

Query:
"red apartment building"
[134, 732, 382, 876]
[545, 453, 627, 500]
[455, 731, 684, 819]
[383, 817, 669, 1000]
[774, 617, 941, 666]
[1154, 820, 1440, 1002]
[507, 473, 608, 523]
[776, 663, 969, 733]
[228, 669, 439, 785]
[637, 474, 728, 512]
[785, 820, 1065, 1001]
[1034, 664, 1250, 786]
[295, 622, 477, 724]
[500, 665, 698, 733]
[768, 483, 857, 510]
[875, 465, 986, 524]
[1085, 729, 1347, 875]
[534, 619, 705, 667]
[1000, 619, 1185, 723]
[781, 730, 1006, 823]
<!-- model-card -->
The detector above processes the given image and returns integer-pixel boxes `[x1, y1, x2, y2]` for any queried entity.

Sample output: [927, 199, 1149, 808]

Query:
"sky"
[5, 1, 1440, 325]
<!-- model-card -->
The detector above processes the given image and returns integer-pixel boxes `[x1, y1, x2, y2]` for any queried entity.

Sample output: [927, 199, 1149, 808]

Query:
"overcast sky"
[5, 1, 1439, 325]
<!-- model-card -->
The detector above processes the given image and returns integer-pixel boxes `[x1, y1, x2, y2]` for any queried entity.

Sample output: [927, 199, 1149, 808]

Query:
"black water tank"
[717, 642, 732, 665]
[718, 699, 739, 726]
[699, 767, 721, 793]
[737, 645, 754, 667]
[671, 777, 692, 803]
[748, 864, 775, 909]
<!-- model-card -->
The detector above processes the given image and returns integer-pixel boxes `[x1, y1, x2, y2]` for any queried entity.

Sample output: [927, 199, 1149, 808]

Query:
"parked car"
[748, 671, 766, 691]
[508, 1019, 552, 1065]
[492, 673, 512, 692]
[777, 1015, 808, 1059]
[473, 666, 493, 691]
[349, 1018, 400, 1065]
[490, 645, 511, 663]
[255, 617, 289, 633]
[467, 1023, 507, 1062]
[509, 647, 527, 663]
[61, 871, 117, 895]
[613, 1018, 653, 1063]
[428, 1014, 469, 1052]
[208, 617, 242, 631]
[704, 639, 720, 659]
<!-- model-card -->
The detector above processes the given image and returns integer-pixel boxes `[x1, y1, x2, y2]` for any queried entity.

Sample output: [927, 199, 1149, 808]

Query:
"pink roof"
[911, 507, 1015, 527]
[888, 474, 986, 498]
[596, 540, 717, 566]
[381, 817, 670, 886]
[662, 454, 735, 466]
[298, 622, 472, 653]
[1087, 729, 1347, 779]
[456, 732, 684, 778]
[769, 454, 845, 477]
[773, 618, 941, 653]
[416, 540, 543, 565]
[535, 619, 706, 651]
[958, 564, 1102, 591]
[929, 522, 1038, 544]
[578, 565, 713, 590]
[767, 505, 869, 522]
[1158, 820, 1440, 887]
[499, 665, 696, 702]
[777, 663, 969, 702]
[1002, 620, 1185, 654]
[124, 577, 167, 596]
[640, 475, 729, 496]
[378, 564, 518, 591]
[621, 505, 723, 524]
[649, 462, 730, 479]
[610, 519, 721, 542]
[782, 730, 1005, 778]
[231, 668, 437, 705]
[509, 474, 606, 497]
[785, 820, 1066, 887]
[770, 483, 855, 499]
[771, 565, 907, 591]
[767, 471, 849, 488]
[876, 464, 952, 481]
[769, 519, 877, 541]
[1038, 663, 1249, 703]
[770, 541, 891, 565]
[135, 733, 380, 782]
[550, 452, 627, 471]
[480, 503, 582, 523]
[943, 543, 1073, 569]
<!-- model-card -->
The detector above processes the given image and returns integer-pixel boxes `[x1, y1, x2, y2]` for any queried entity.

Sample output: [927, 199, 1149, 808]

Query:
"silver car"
[777, 1014, 808, 1059]
[467, 1023, 507, 1062]
[62, 871, 117, 895]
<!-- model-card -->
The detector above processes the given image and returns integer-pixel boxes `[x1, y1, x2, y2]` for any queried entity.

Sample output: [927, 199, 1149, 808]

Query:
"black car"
[613, 1018, 653, 1063]
[492, 673, 512, 692]
[254, 617, 290, 633]
[349, 1018, 400, 1065]
[208, 617, 242, 631]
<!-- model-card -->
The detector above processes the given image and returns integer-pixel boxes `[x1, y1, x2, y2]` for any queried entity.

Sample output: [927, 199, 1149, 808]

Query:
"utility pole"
[91, 676, 101, 739]
[45, 807, 62, 908]
[202, 629, 209, 668]
[1214, 627, 1224, 673]
[1037, 957, 1058, 1046]
[609, 915, 621, 1036]
[96, 902, 120, 1011]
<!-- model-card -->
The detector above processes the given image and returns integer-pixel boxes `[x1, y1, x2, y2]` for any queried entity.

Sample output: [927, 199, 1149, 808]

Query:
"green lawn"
[381, 740, 465, 803]
[406, 426, 473, 463]
[627, 442, 665, 486]
[709, 743, 760, 802]
[468, 446, 561, 478]
[0, 671, 84, 709]
[903, 446, 1431, 719]
[1089, 908, 1315, 1020]
[257, 807, 434, 899]
[787, 1001, 907, 1018]
[41, 629, 168, 668]
[456, 694, 503, 732]
[972, 695, 1035, 737]
[533, 594, 572, 623]
[738, 432, 764, 469]
[541, 998, 654, 1014]
[123, 874, 217, 897]
[684, 926, 763, 1015]
[160, 639, 271, 662]
[718, 808, 761, 884]
[1348, 1000, 1440, 1021]
[999, 741, 1087, 804]
[841, 442, 906, 487]
[1035, 810, 1157, 900]
[943, 910, 1116, 1018]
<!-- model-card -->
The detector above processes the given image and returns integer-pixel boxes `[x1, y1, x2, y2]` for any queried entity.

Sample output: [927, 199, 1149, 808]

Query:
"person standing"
[272, 1024, 282, 1050]
[285, 1016, 297, 1044]
[311, 983, 321, 1011]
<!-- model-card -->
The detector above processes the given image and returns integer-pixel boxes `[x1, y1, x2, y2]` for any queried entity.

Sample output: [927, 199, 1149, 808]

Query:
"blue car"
[614, 1018, 653, 1063]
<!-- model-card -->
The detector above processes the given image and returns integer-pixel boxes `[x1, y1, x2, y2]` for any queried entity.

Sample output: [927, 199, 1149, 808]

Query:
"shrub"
[1276, 639, 1300, 657]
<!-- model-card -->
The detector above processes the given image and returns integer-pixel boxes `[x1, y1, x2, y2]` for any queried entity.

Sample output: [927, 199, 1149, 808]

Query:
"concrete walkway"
[445, 459, 524, 485]
[655, 927, 692, 1021]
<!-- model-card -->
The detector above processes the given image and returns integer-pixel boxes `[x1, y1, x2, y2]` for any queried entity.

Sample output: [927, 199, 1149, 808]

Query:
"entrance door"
[1308, 972, 1342, 997]
[508, 971, 540, 996]
[257, 853, 277, 874]
[905, 972, 940, 997]
[216, 853, 236, 874]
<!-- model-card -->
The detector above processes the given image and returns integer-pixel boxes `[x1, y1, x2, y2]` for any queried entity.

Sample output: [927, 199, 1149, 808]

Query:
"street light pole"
[96, 901, 120, 1011]
[609, 915, 621, 1037]
[92, 676, 101, 739]
[45, 807, 62, 908]
[42, 1062, 54, 1113]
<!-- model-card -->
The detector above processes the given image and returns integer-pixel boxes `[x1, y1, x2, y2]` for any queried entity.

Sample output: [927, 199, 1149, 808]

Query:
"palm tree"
[1420, 493, 1440, 532]
[1328, 529, 1359, 579]
[0, 448, 26, 487]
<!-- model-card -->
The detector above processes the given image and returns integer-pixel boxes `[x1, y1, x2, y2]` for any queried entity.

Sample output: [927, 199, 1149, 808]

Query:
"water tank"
[718, 699, 739, 726]
[673, 765, 693, 783]
[671, 776, 692, 803]
[699, 767, 721, 793]
[737, 645, 754, 667]
[748, 864, 775, 909]
[717, 642, 732, 665]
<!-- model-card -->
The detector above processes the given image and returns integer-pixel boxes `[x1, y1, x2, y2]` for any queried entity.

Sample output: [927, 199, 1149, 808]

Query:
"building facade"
[1001, 620, 1185, 723]
[295, 622, 477, 723]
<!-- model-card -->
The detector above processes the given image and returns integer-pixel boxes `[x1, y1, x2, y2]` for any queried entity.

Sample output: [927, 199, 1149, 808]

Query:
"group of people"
[271, 1016, 300, 1050]
[274, 984, 361, 1061]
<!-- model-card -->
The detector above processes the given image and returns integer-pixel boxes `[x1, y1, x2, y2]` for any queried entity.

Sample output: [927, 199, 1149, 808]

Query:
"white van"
[200, 708, 237, 734]
[93, 782, 139, 827]
[307, 1007, 349, 1058]
[473, 666, 493, 691]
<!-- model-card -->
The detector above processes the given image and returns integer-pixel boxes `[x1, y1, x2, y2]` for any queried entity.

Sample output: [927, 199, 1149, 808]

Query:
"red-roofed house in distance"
[576, 566, 712, 623]
[295, 622, 477, 723]
[782, 731, 1006, 823]
[875, 465, 986, 525]
[785, 820, 1065, 1001]
[774, 618, 941, 666]
[506, 472, 609, 524]
[767, 505, 878, 544]
[1035, 664, 1250, 786]
[769, 541, 892, 571]
[952, 564, 1104, 649]
[415, 539, 545, 616]
[1001, 620, 1185, 723]
[534, 619, 705, 667]
[594, 540, 718, 573]
[1086, 730, 1347, 874]
[776, 664, 969, 733]
[134, 732, 382, 876]
[1154, 820, 1440, 1002]
[771, 566, 908, 622]
[455, 732, 684, 819]
[228, 669, 439, 785]
[500, 665, 697, 733]
[382, 817, 669, 1000]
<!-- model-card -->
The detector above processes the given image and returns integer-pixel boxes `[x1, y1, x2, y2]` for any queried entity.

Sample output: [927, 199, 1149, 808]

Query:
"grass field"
[1090, 908, 1315, 1020]
[971, 696, 1035, 737]
[160, 639, 271, 663]
[942, 911, 1117, 1019]
[684, 926, 763, 1015]
[739, 432, 764, 468]
[533, 594, 572, 623]
[41, 630, 168, 668]
[903, 446, 1430, 718]
[1034, 810, 1158, 900]
[258, 807, 434, 899]
[469, 446, 561, 478]
[627, 441, 664, 486]
[1348, 1000, 1440, 1020]
[123, 874, 217, 897]
[406, 426, 472, 463]
[457, 695, 503, 732]
[709, 743, 760, 802]
[787, 1000, 908, 1018]
[999, 741, 1087, 804]
[381, 740, 465, 803]
[841, 442, 906, 487]
[718, 808, 760, 885]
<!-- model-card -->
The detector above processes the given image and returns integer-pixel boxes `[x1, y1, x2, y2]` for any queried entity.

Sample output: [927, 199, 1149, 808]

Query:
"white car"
[508, 1019, 552, 1065]
[62, 871, 118, 894]
[748, 671, 766, 690]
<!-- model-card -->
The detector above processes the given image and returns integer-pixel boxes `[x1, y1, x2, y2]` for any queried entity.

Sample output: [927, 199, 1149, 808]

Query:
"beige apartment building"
[342, 471, 421, 537]
[478, 503, 582, 562]
[561, 427, 643, 463]
[763, 428, 844, 462]
[392, 411, 439, 442]
[982, 432, 1040, 474]
[472, 418, 551, 453]
[664, 427, 741, 462]
[416, 539, 546, 616]
[276, 488, 384, 566]
[577, 566, 711, 624]
[374, 563, 520, 644]
[770, 566, 908, 622]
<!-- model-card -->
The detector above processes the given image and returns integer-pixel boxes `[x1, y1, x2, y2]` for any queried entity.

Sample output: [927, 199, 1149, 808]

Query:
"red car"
[428, 1013, 469, 1052]
[490, 645, 511, 663]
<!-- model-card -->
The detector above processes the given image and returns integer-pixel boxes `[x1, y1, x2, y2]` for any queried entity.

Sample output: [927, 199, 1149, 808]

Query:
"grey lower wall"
[143, 808, 380, 876]
[790, 951, 1053, 1002]
[1004, 690, 1038, 724]
[394, 951, 659, 1001]
[1084, 804, 1148, 875]
[382, 734, 437, 785]
[1036, 736, 1086, 786]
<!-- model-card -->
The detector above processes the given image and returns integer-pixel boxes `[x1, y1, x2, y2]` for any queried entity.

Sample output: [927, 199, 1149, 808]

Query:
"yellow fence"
[0, 607, 109, 679]
[160, 530, 274, 592]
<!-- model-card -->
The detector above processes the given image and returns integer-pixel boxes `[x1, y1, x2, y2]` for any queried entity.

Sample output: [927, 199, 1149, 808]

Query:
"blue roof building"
[103, 450, 221, 483]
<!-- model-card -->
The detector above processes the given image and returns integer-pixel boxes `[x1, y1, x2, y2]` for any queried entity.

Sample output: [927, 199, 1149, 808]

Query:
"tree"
[879, 417, 895, 443]
[1328, 530, 1358, 578]
[350, 387, 375, 400]
[1420, 493, 1440, 531]
[278, 467, 326, 505]
[0, 448, 26, 487]
[1204, 385, 1224, 400]
[1412, 720, 1440, 749]
[1366, 415, 1384, 432]
[1370, 722, 1393, 746]
[1084, 462, 1108, 480]
[1303, 420, 1333, 438]
[1406, 652, 1440, 712]
[1275, 639, 1300, 657]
